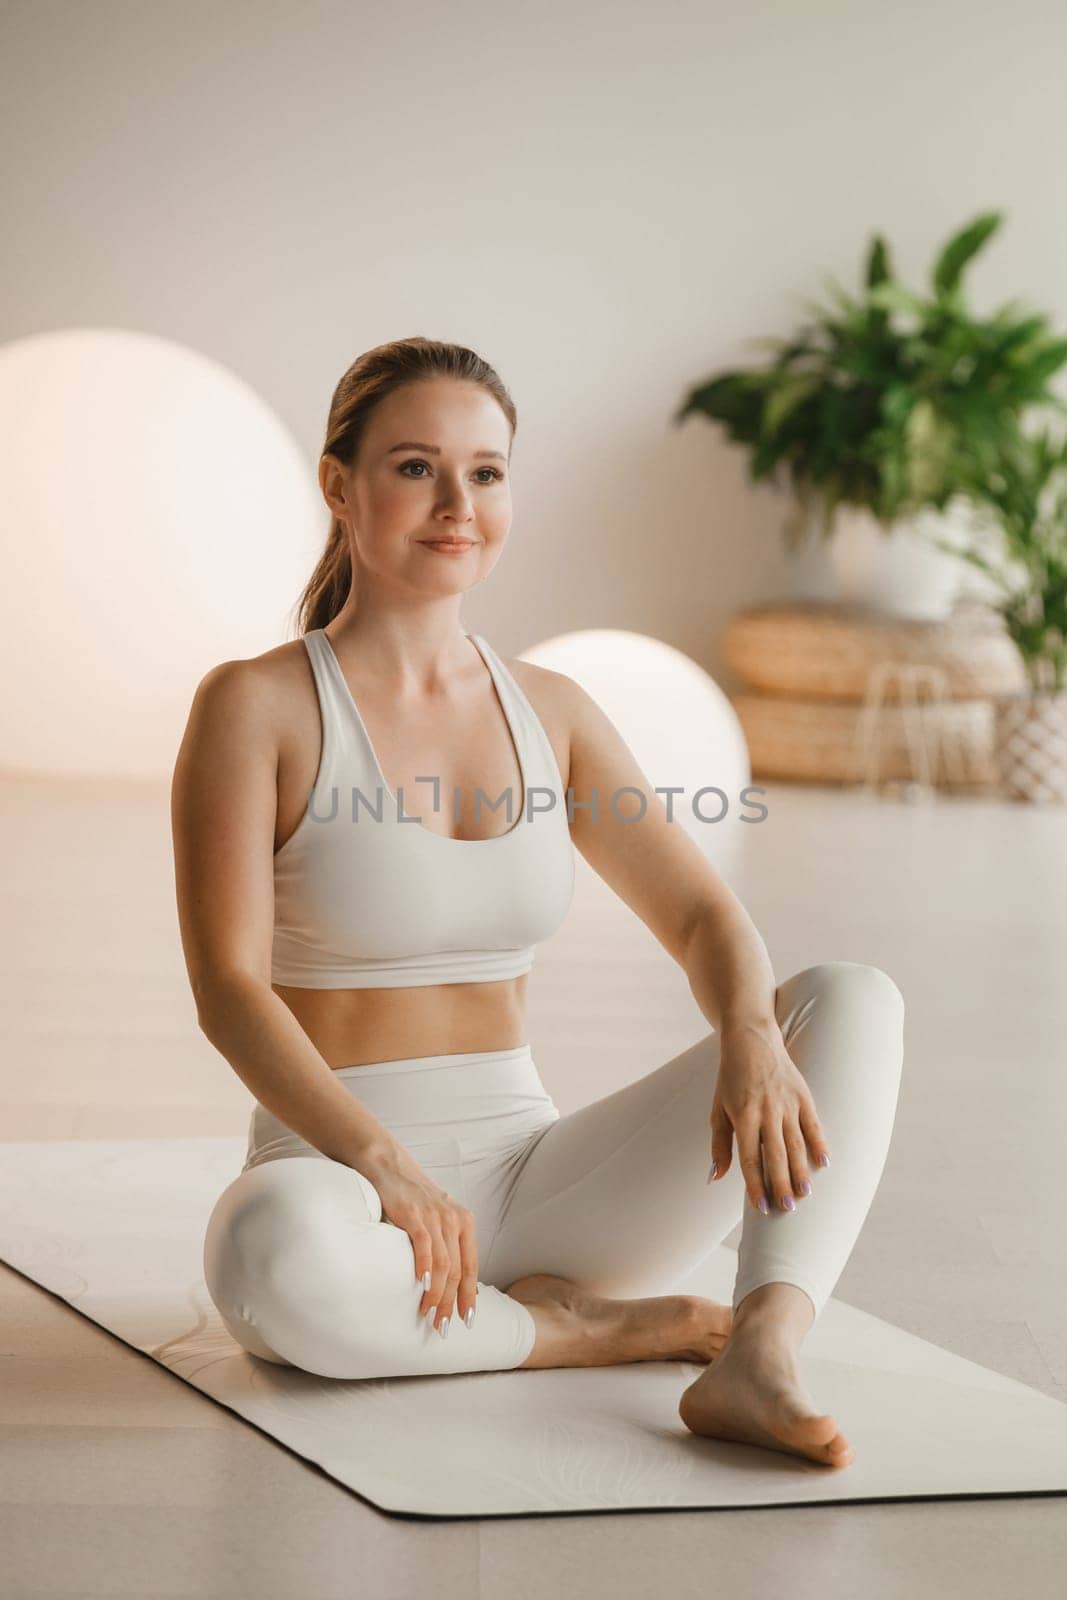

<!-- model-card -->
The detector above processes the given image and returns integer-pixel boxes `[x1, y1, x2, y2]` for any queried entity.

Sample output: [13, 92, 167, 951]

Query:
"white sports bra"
[271, 628, 575, 988]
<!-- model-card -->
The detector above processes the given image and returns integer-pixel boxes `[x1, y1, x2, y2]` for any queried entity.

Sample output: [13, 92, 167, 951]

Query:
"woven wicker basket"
[722, 599, 1027, 702]
[730, 691, 998, 788]
[992, 691, 1067, 803]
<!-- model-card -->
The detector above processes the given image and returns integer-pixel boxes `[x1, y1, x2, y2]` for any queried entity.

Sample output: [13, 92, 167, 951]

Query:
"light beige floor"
[1, 771, 1065, 1598]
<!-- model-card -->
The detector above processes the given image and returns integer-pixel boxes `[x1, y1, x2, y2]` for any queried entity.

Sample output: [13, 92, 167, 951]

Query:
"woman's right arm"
[171, 658, 482, 1335]
[170, 658, 398, 1170]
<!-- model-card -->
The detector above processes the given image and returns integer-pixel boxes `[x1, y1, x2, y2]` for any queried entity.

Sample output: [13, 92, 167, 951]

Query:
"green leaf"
[866, 235, 893, 289]
[931, 211, 1002, 298]
[750, 432, 797, 478]
[762, 372, 823, 434]
[867, 283, 929, 319]
[986, 315, 1052, 359]
[989, 297, 1036, 328]
[1006, 339, 1067, 399]
[881, 384, 916, 428]
[672, 373, 766, 434]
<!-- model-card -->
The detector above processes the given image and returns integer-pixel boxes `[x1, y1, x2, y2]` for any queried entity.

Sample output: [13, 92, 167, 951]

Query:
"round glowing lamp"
[519, 629, 754, 872]
[0, 327, 324, 780]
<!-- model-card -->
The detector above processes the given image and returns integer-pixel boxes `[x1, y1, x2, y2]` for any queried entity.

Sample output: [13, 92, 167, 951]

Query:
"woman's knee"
[203, 1159, 390, 1372]
[787, 960, 905, 1014]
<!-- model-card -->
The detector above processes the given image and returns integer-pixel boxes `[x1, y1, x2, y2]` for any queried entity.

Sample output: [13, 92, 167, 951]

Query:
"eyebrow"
[386, 440, 507, 462]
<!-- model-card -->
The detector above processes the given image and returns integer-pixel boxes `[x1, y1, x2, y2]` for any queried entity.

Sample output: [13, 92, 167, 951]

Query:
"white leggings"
[203, 961, 905, 1380]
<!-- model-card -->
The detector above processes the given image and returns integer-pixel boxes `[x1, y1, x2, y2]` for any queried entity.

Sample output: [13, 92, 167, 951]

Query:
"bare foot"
[678, 1328, 855, 1469]
[676, 1297, 734, 1364]
[505, 1274, 732, 1369]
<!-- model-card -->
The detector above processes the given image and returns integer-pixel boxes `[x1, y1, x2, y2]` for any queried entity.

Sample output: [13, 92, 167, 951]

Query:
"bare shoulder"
[506, 656, 590, 725]
[504, 655, 589, 793]
[191, 636, 309, 737]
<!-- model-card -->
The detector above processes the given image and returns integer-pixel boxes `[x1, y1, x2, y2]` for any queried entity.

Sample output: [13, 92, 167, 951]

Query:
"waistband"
[244, 1042, 559, 1170]
[331, 1043, 535, 1079]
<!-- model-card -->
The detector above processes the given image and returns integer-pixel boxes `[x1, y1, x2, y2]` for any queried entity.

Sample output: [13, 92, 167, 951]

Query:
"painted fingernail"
[781, 1195, 796, 1212]
[799, 1181, 812, 1197]
[707, 1161, 718, 1184]
[439, 1316, 450, 1339]
[818, 1153, 831, 1168]
[758, 1197, 770, 1214]
[464, 1306, 475, 1330]
[421, 1270, 431, 1291]
[423, 1303, 437, 1321]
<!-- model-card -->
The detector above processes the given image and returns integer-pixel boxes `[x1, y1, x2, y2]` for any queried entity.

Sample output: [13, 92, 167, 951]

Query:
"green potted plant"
[935, 421, 1067, 801]
[675, 212, 1067, 619]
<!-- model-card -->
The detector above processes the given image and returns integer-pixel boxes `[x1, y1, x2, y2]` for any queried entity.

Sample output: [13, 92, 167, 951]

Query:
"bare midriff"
[272, 973, 530, 1070]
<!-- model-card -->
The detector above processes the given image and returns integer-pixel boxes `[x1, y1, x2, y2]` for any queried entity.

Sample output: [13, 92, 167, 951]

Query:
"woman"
[172, 337, 905, 1471]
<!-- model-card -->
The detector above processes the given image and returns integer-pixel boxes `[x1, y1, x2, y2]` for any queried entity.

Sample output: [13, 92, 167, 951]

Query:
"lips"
[421, 539, 474, 549]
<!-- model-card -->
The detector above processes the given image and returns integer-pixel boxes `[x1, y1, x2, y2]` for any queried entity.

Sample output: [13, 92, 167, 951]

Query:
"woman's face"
[320, 377, 513, 594]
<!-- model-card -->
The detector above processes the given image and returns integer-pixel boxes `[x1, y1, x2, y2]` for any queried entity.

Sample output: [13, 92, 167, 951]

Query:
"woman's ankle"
[730, 1281, 816, 1348]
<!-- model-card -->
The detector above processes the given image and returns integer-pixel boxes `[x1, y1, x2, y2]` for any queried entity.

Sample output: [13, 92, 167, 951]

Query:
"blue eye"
[399, 459, 503, 483]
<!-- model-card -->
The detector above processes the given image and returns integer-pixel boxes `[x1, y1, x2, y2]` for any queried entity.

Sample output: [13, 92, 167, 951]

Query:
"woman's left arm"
[557, 670, 830, 1209]
[556, 665, 778, 1031]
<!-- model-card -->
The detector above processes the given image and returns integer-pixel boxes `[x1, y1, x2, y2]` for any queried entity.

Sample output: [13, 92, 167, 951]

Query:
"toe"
[825, 1433, 854, 1466]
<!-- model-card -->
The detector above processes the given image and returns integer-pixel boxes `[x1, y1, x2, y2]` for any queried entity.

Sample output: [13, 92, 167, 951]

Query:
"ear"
[319, 453, 350, 521]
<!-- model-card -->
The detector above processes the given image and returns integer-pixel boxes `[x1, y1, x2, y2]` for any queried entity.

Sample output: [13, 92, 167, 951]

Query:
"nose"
[437, 493, 474, 523]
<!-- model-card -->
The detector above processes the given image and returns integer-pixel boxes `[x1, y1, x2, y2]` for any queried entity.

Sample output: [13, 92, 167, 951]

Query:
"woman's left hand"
[707, 1019, 830, 1213]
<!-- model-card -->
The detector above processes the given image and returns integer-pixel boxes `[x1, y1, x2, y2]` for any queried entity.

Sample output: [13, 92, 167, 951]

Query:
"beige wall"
[3, 0, 1065, 694]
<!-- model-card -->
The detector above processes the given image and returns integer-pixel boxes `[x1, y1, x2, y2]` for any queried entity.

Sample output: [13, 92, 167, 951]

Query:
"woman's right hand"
[355, 1142, 479, 1336]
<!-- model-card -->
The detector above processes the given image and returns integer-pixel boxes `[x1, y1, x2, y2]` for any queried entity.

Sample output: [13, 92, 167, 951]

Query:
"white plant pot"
[827, 502, 973, 620]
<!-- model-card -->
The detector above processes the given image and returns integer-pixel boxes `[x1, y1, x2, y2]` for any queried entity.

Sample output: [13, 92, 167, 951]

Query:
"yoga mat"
[2, 1135, 1065, 1519]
